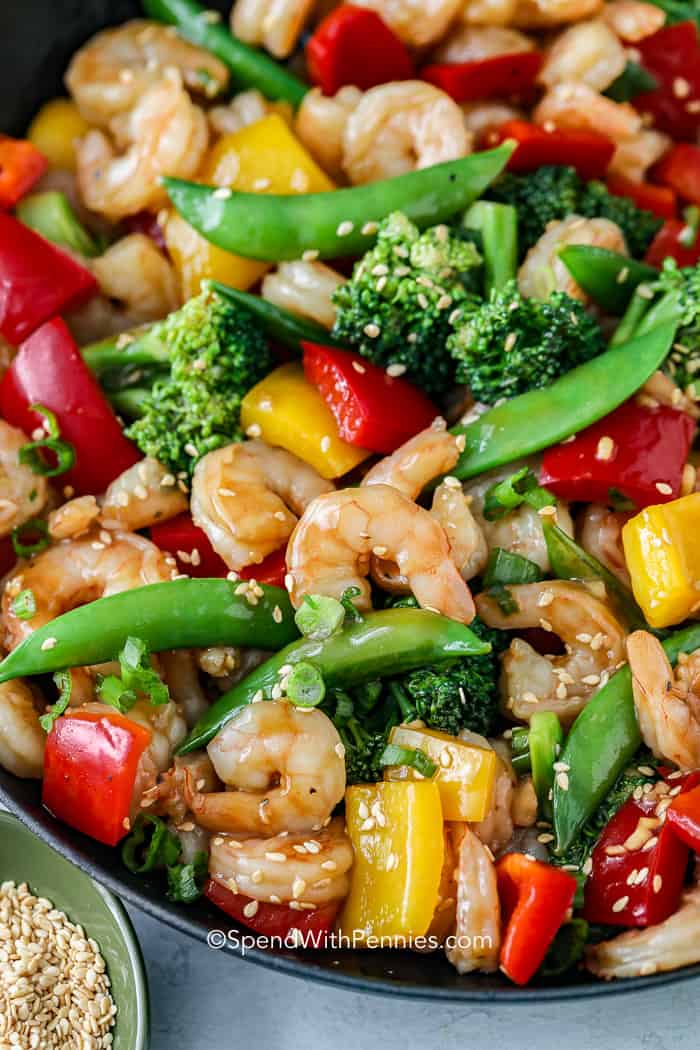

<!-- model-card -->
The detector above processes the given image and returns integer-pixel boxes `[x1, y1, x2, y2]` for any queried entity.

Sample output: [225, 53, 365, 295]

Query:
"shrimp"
[578, 504, 631, 586]
[513, 0, 604, 28]
[533, 81, 641, 140]
[209, 816, 353, 909]
[0, 680, 45, 779]
[362, 419, 458, 497]
[159, 650, 210, 729]
[586, 884, 700, 978]
[65, 19, 228, 127]
[342, 82, 470, 186]
[462, 102, 524, 145]
[100, 457, 187, 532]
[287, 484, 476, 622]
[518, 215, 628, 301]
[184, 701, 346, 836]
[261, 261, 346, 330]
[472, 751, 516, 854]
[76, 71, 209, 221]
[48, 497, 101, 541]
[91, 235, 180, 326]
[208, 89, 270, 137]
[432, 24, 534, 63]
[538, 20, 626, 92]
[231, 0, 317, 59]
[461, 0, 519, 25]
[476, 581, 627, 724]
[349, 0, 463, 46]
[640, 369, 700, 420]
[432, 480, 489, 580]
[2, 531, 171, 651]
[445, 828, 501, 975]
[608, 128, 671, 182]
[627, 631, 700, 770]
[295, 87, 363, 182]
[0, 421, 48, 538]
[145, 751, 220, 825]
[601, 0, 665, 42]
[191, 441, 334, 572]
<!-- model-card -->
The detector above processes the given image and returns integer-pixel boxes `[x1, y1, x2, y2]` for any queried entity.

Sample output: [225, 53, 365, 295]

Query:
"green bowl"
[0, 811, 149, 1049]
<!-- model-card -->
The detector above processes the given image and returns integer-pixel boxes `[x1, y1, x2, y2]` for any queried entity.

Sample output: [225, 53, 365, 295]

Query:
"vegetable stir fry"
[3, 0, 700, 988]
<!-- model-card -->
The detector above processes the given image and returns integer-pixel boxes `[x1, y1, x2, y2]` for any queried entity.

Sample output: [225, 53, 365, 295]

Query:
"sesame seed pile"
[0, 882, 116, 1049]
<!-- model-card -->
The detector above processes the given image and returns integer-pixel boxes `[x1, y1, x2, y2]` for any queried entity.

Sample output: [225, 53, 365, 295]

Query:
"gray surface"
[129, 905, 698, 1050]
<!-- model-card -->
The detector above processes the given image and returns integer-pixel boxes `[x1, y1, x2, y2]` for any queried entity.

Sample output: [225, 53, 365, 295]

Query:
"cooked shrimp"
[231, 0, 316, 59]
[538, 20, 626, 92]
[191, 441, 334, 572]
[0, 421, 48, 538]
[185, 701, 346, 836]
[462, 0, 518, 24]
[196, 646, 240, 678]
[601, 0, 665, 42]
[146, 751, 220, 825]
[100, 457, 187, 532]
[472, 751, 517, 854]
[261, 261, 346, 330]
[518, 214, 628, 301]
[445, 828, 501, 974]
[342, 82, 470, 186]
[2, 531, 171, 651]
[362, 419, 458, 497]
[578, 504, 631, 586]
[462, 102, 524, 144]
[432, 480, 489, 581]
[477, 581, 627, 724]
[432, 24, 534, 62]
[76, 71, 209, 221]
[627, 631, 700, 770]
[349, 0, 463, 46]
[208, 89, 270, 137]
[0, 680, 45, 779]
[91, 235, 180, 325]
[287, 484, 476, 622]
[209, 817, 353, 908]
[608, 128, 671, 182]
[533, 81, 641, 140]
[159, 650, 209, 729]
[48, 497, 100, 541]
[65, 19, 228, 127]
[640, 369, 700, 421]
[295, 86, 363, 182]
[513, 0, 604, 28]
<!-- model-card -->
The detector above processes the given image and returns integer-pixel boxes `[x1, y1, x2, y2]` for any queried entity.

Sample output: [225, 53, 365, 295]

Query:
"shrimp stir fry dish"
[4, 0, 700, 991]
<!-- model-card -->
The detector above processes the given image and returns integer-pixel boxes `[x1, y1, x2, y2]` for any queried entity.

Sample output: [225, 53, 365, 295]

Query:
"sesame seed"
[264, 851, 286, 863]
[363, 323, 380, 339]
[656, 482, 673, 495]
[611, 896, 629, 913]
[595, 435, 615, 461]
[40, 637, 57, 651]
[336, 221, 354, 237]
[504, 332, 517, 352]
[653, 874, 663, 893]
[351, 360, 366, 373]
[302, 249, 320, 262]
[242, 900, 259, 918]
[212, 186, 232, 200]
[320, 435, 332, 453]
[673, 77, 691, 98]
[292, 877, 306, 899]
[386, 362, 407, 378]
[246, 423, 262, 439]
[361, 221, 379, 236]
[556, 771, 569, 791]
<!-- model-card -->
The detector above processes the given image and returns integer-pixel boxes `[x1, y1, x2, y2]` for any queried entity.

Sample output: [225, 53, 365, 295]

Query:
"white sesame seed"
[363, 323, 380, 339]
[246, 423, 262, 439]
[386, 363, 407, 378]
[351, 360, 366, 374]
[336, 221, 354, 237]
[611, 896, 629, 913]
[595, 436, 615, 461]
[242, 899, 259, 918]
[655, 482, 673, 495]
[40, 637, 57, 651]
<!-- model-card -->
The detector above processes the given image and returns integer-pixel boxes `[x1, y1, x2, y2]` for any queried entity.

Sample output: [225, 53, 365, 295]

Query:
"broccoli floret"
[656, 259, 700, 391]
[331, 211, 481, 397]
[488, 166, 662, 258]
[447, 280, 606, 405]
[337, 719, 389, 785]
[126, 289, 272, 477]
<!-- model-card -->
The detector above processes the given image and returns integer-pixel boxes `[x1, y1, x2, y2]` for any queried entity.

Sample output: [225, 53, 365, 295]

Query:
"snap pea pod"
[180, 609, 489, 753]
[0, 580, 298, 684]
[558, 246, 657, 314]
[529, 711, 563, 823]
[142, 0, 308, 106]
[553, 622, 700, 854]
[448, 322, 676, 481]
[164, 145, 514, 262]
[207, 281, 345, 351]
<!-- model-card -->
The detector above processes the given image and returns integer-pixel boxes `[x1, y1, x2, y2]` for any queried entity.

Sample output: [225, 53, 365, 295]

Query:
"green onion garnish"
[9, 588, 37, 621]
[295, 594, 345, 640]
[286, 661, 326, 707]
[11, 519, 49, 557]
[18, 403, 76, 478]
[380, 743, 437, 779]
[483, 467, 555, 521]
[40, 671, 72, 733]
[483, 547, 543, 587]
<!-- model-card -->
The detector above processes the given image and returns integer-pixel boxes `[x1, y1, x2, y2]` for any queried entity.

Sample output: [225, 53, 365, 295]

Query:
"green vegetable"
[637, 260, 700, 391]
[553, 622, 700, 854]
[285, 661, 326, 707]
[511, 725, 531, 775]
[339, 585, 364, 625]
[529, 711, 564, 822]
[209, 280, 345, 352]
[539, 919, 589, 977]
[11, 519, 49, 558]
[483, 548, 543, 587]
[82, 327, 171, 378]
[180, 608, 491, 754]
[331, 211, 481, 396]
[164, 145, 514, 264]
[604, 61, 658, 102]
[122, 814, 181, 874]
[679, 205, 700, 248]
[39, 671, 73, 733]
[142, 0, 308, 105]
[16, 191, 102, 257]
[482, 467, 555, 521]
[294, 595, 346, 641]
[166, 851, 208, 903]
[557, 246, 657, 314]
[446, 322, 677, 481]
[447, 281, 605, 405]
[18, 403, 75, 479]
[97, 636, 170, 714]
[380, 743, 437, 779]
[9, 589, 36, 622]
[123, 287, 272, 476]
[0, 579, 298, 684]
[462, 200, 518, 294]
[645, 0, 700, 29]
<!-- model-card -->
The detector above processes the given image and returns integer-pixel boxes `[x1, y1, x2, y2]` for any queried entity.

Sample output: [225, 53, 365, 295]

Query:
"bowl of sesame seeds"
[0, 811, 149, 1049]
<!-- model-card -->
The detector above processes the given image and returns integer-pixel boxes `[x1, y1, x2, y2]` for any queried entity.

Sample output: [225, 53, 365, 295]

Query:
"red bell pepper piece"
[665, 775, 700, 851]
[0, 136, 47, 210]
[636, 22, 700, 141]
[496, 853, 577, 986]
[653, 144, 700, 208]
[205, 878, 339, 945]
[0, 318, 140, 495]
[606, 173, 677, 220]
[42, 710, 151, 847]
[540, 401, 695, 510]
[150, 512, 287, 586]
[0, 213, 97, 345]
[487, 119, 615, 180]
[0, 538, 16, 578]
[644, 217, 700, 268]
[421, 52, 542, 105]
[306, 5, 414, 96]
[302, 342, 437, 454]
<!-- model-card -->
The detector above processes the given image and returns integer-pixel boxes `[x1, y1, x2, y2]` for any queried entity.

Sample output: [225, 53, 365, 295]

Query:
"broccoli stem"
[611, 288, 654, 347]
[82, 329, 171, 377]
[107, 387, 151, 420]
[463, 201, 518, 294]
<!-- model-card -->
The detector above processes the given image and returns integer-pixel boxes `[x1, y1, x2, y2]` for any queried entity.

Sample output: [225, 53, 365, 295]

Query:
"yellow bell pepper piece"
[27, 99, 90, 172]
[241, 363, 370, 479]
[384, 725, 496, 822]
[339, 781, 444, 944]
[622, 493, 700, 629]
[163, 211, 258, 303]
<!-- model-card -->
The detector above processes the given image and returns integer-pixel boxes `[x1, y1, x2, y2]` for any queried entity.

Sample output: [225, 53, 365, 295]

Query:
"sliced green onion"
[483, 467, 555, 521]
[12, 519, 49, 558]
[166, 851, 208, 903]
[10, 588, 37, 621]
[510, 725, 531, 774]
[122, 814, 181, 874]
[19, 438, 76, 478]
[29, 404, 61, 439]
[679, 205, 700, 248]
[340, 585, 364, 624]
[285, 661, 326, 707]
[485, 582, 519, 616]
[120, 636, 169, 705]
[380, 743, 437, 779]
[40, 671, 72, 733]
[96, 673, 138, 714]
[604, 61, 657, 103]
[294, 594, 345, 640]
[483, 547, 543, 587]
